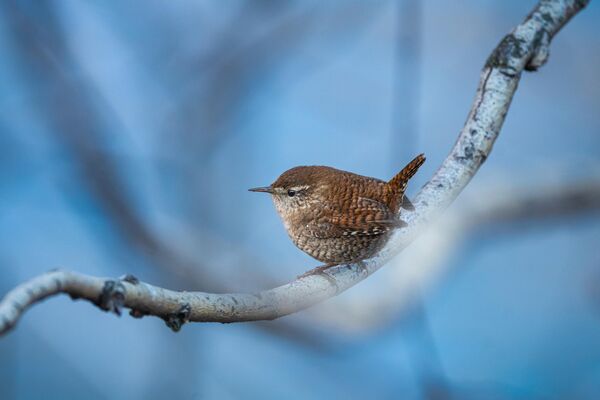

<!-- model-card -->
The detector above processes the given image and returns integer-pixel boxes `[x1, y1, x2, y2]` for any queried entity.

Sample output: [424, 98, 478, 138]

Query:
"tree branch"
[0, 0, 589, 336]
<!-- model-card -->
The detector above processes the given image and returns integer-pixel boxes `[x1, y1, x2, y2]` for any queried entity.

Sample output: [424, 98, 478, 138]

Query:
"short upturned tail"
[388, 153, 426, 194]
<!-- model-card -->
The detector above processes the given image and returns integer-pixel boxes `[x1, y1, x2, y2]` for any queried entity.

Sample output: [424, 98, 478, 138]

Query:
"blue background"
[0, 1, 599, 399]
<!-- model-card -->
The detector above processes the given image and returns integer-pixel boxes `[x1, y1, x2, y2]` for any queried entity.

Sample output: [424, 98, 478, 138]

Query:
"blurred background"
[0, 0, 599, 399]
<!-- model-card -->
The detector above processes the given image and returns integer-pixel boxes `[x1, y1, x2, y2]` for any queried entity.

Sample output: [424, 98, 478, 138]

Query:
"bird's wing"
[303, 197, 405, 239]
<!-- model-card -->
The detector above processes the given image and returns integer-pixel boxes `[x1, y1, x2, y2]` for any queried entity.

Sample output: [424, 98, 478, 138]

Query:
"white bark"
[0, 0, 590, 336]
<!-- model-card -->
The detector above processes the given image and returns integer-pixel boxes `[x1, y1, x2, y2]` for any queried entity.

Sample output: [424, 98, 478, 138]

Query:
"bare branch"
[0, 0, 590, 336]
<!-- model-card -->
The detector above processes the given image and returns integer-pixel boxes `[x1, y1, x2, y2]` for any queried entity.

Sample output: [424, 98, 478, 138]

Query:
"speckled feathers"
[252, 154, 425, 264]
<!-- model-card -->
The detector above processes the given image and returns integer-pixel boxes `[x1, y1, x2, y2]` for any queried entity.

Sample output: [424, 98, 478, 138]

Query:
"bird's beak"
[248, 186, 273, 194]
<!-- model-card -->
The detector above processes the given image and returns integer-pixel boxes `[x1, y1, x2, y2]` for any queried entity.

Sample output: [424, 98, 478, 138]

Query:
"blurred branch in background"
[391, 0, 421, 162]
[3, 1, 230, 291]
[162, 2, 382, 236]
[163, 3, 319, 231]
[0, 0, 590, 336]
[388, 4, 447, 397]
[304, 176, 600, 333]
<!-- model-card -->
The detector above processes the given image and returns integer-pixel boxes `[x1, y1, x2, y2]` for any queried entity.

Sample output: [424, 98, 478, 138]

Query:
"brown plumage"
[249, 154, 426, 269]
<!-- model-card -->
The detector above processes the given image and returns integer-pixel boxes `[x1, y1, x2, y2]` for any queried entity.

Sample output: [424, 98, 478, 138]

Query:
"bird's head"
[249, 166, 335, 225]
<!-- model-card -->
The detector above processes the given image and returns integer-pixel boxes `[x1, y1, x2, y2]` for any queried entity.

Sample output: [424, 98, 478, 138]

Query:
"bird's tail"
[388, 153, 426, 194]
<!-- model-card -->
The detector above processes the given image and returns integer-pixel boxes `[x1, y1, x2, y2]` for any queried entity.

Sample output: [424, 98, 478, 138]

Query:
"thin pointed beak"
[248, 186, 273, 193]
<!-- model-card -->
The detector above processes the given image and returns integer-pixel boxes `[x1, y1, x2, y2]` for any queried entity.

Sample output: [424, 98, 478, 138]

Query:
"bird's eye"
[287, 189, 296, 197]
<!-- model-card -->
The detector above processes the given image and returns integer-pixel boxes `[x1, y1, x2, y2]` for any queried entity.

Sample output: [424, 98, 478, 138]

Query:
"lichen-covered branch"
[0, 0, 589, 336]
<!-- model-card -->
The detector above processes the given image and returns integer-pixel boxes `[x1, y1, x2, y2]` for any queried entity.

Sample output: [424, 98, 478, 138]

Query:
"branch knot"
[164, 303, 191, 332]
[97, 280, 126, 316]
[525, 28, 551, 71]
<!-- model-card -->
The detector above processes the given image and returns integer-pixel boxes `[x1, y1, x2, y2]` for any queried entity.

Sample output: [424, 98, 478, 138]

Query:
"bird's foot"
[297, 263, 337, 280]
[297, 264, 340, 292]
[356, 260, 369, 276]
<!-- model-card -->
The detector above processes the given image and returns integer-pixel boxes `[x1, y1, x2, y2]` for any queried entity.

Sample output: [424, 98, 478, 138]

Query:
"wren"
[250, 154, 425, 276]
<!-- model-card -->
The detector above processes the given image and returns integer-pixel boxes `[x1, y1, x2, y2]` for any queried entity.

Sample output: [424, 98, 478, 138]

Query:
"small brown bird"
[250, 154, 425, 276]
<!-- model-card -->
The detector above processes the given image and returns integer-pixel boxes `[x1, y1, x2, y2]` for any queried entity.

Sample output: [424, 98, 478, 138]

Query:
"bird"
[249, 154, 425, 277]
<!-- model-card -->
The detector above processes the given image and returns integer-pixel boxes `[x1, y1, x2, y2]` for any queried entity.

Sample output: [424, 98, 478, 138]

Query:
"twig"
[0, 0, 589, 336]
